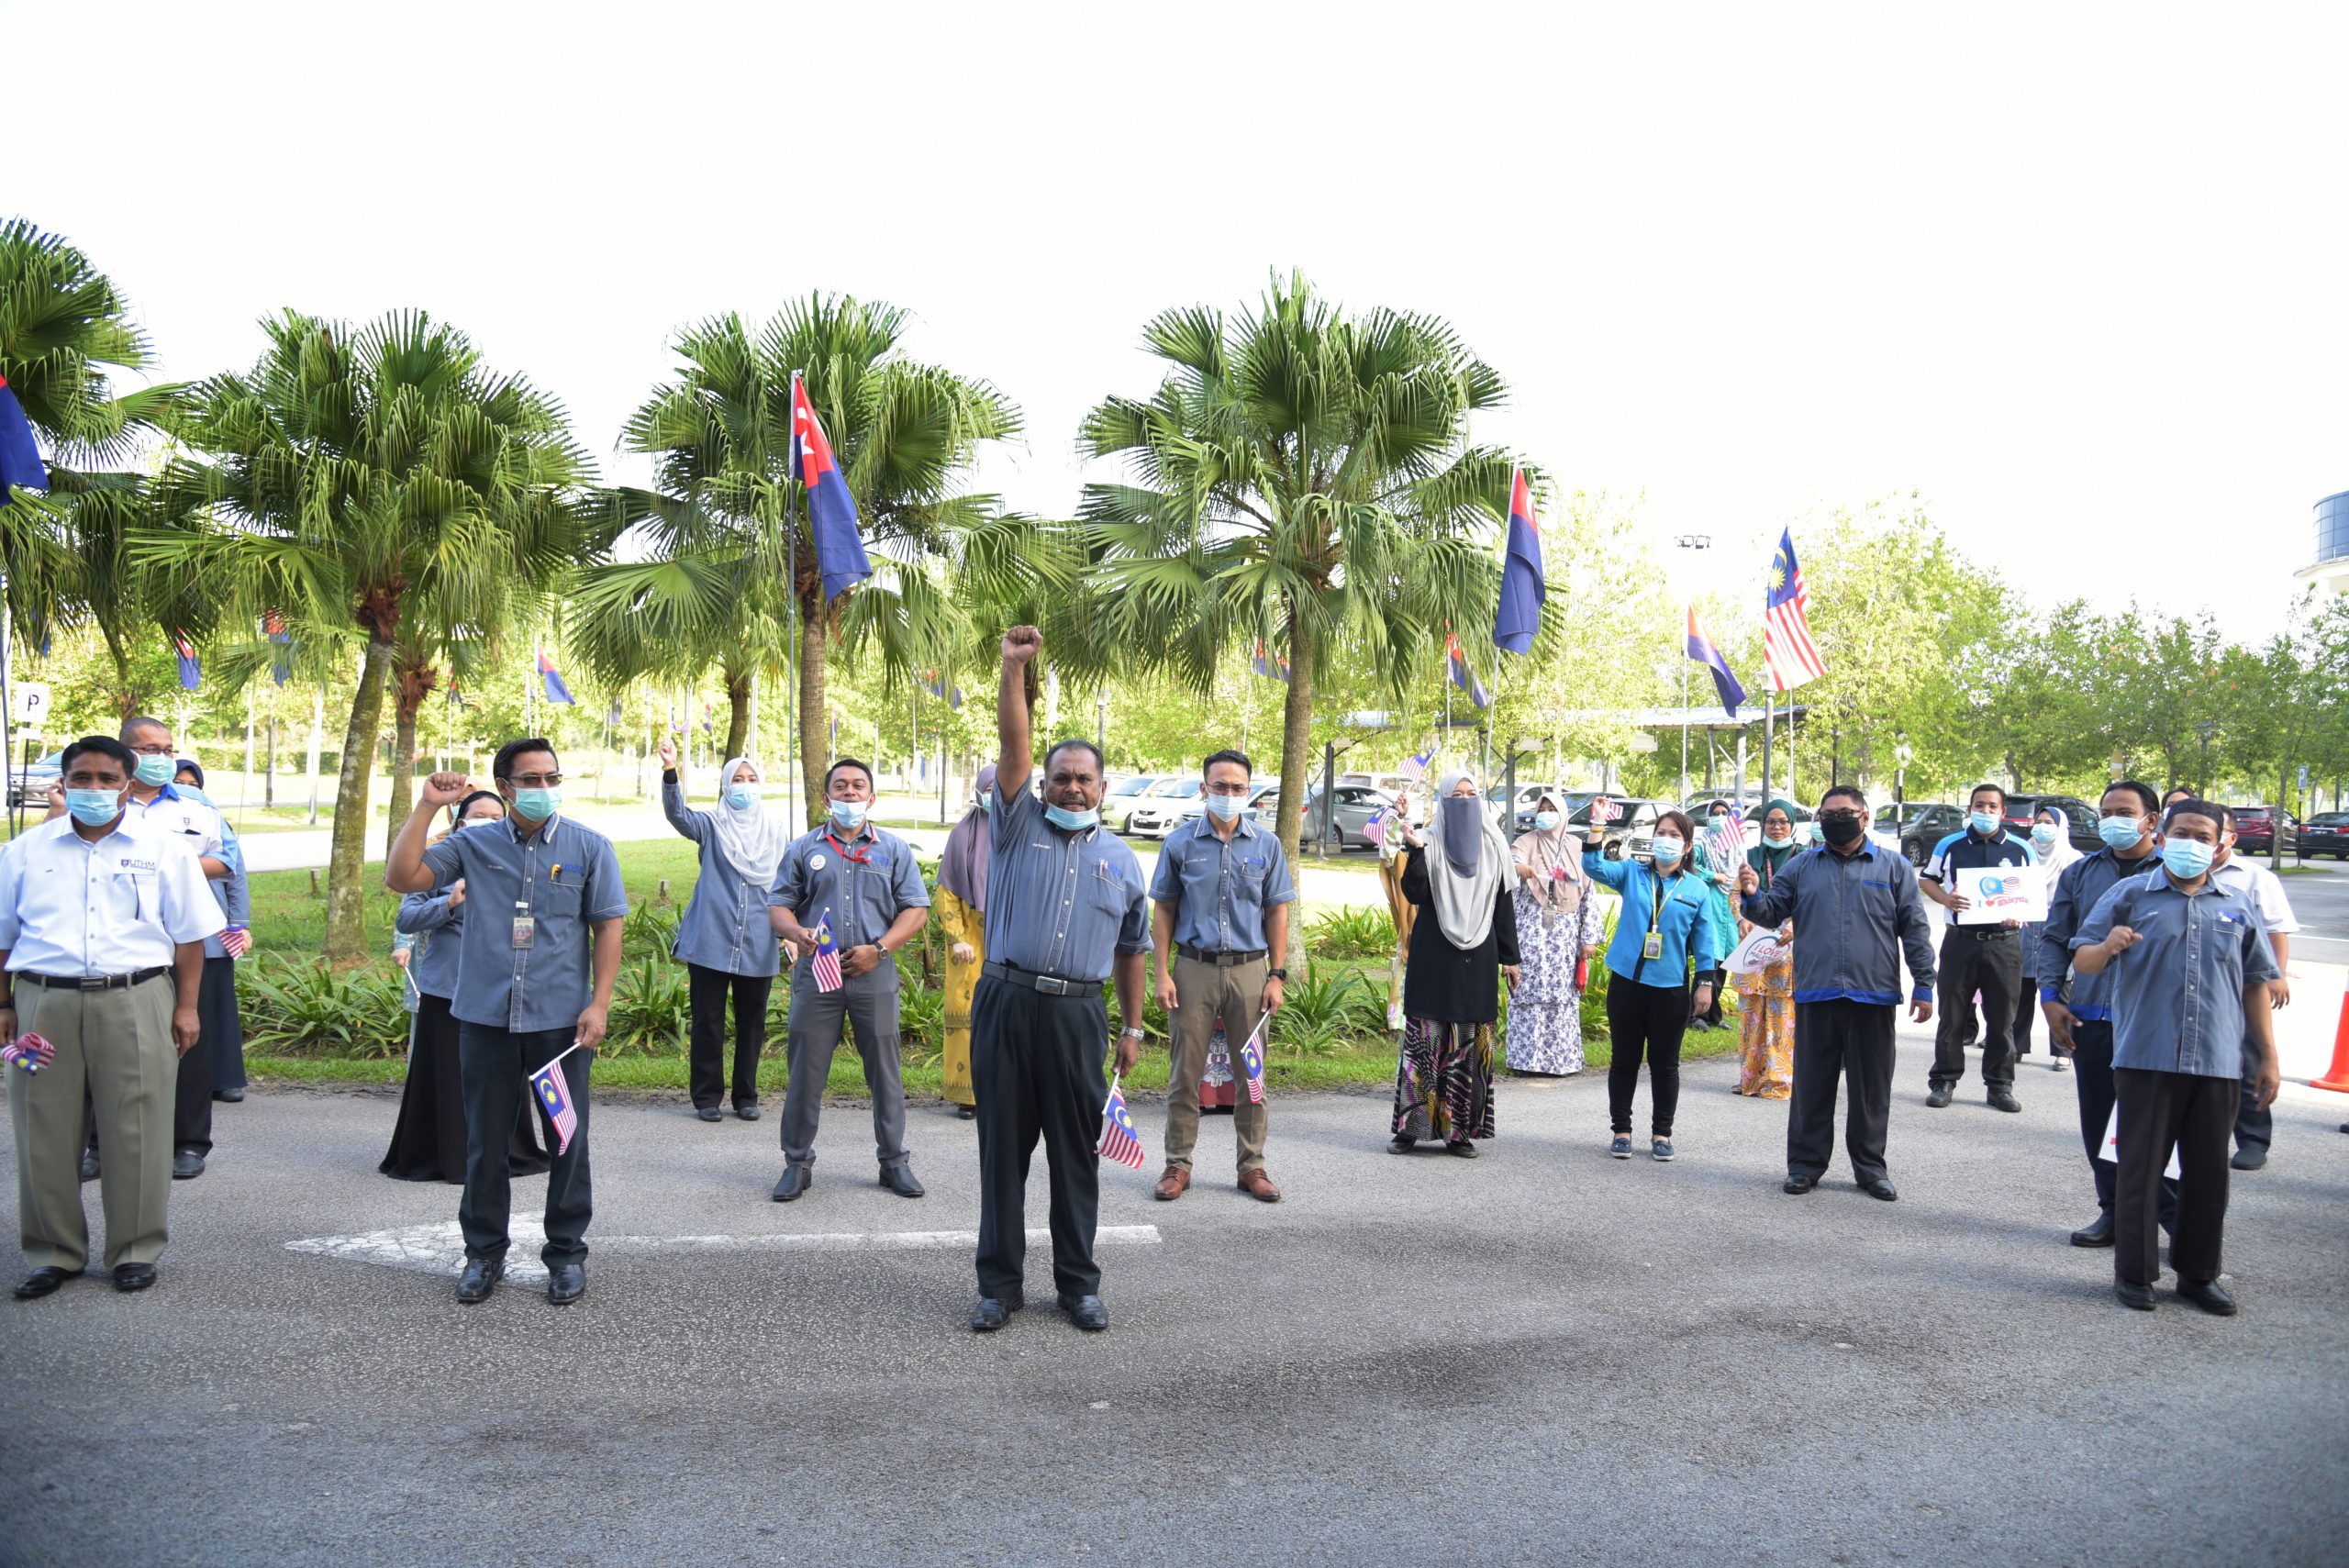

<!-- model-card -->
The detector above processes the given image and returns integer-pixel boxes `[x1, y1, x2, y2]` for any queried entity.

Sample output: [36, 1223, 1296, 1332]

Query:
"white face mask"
[1651, 836, 1686, 866]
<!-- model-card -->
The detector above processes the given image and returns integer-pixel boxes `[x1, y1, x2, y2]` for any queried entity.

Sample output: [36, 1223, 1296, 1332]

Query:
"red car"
[2230, 806, 2299, 859]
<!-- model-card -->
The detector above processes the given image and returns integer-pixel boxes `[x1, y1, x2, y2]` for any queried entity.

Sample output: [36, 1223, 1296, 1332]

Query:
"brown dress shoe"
[1238, 1168, 1282, 1203]
[1152, 1165, 1191, 1201]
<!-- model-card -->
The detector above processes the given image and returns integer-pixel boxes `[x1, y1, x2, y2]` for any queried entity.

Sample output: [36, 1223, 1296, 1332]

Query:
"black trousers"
[2066, 1020, 2176, 1226]
[1933, 929, 2021, 1089]
[1606, 975, 1688, 1137]
[686, 962, 772, 1111]
[2233, 1070, 2272, 1160]
[206, 953, 246, 1093]
[2114, 1067, 2234, 1286]
[971, 975, 1108, 1301]
[2010, 977, 2038, 1058]
[1787, 999, 1896, 1184]
[458, 1023, 593, 1267]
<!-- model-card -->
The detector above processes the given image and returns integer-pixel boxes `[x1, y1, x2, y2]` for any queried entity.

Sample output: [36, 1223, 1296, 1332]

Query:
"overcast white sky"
[12, 1, 2344, 639]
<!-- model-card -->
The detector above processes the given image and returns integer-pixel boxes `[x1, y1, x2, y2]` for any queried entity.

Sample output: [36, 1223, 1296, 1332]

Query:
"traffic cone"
[2313, 993, 2349, 1094]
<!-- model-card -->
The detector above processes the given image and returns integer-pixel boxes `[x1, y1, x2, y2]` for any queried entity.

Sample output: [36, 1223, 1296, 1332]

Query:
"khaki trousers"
[1163, 953, 1270, 1174]
[8, 976, 178, 1272]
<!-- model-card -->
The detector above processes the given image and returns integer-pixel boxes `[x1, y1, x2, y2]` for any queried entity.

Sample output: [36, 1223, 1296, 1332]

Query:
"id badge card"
[1642, 929, 1663, 962]
[512, 906, 536, 949]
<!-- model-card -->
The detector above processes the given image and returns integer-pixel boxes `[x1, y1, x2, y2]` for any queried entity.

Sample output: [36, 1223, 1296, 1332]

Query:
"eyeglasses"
[506, 773, 562, 789]
[128, 742, 173, 756]
[1818, 809, 1863, 824]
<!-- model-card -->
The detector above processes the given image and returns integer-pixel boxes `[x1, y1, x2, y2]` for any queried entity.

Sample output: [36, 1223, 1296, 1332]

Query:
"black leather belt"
[982, 961, 1104, 996]
[1175, 944, 1267, 966]
[20, 967, 170, 991]
[1959, 927, 2016, 940]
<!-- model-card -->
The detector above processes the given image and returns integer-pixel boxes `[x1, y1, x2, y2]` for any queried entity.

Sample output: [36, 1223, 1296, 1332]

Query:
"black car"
[2301, 811, 2349, 860]
[1901, 794, 2099, 865]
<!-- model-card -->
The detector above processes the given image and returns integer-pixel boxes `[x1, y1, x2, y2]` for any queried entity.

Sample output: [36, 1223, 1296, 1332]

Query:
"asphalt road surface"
[4, 1027, 2345, 1568]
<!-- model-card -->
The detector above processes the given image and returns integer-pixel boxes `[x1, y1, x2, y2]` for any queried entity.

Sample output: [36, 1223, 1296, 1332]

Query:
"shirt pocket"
[537, 866, 587, 916]
[1086, 862, 1130, 914]
[107, 869, 157, 926]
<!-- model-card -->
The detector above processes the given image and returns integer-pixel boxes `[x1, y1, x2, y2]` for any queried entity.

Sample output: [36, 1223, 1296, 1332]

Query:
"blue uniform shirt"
[1149, 813, 1297, 954]
[419, 814, 629, 1032]
[2034, 846, 2161, 1022]
[1737, 839, 1937, 1006]
[395, 889, 463, 999]
[768, 821, 930, 951]
[1582, 852, 1720, 987]
[2072, 867, 2278, 1080]
[984, 782, 1150, 983]
[662, 774, 785, 978]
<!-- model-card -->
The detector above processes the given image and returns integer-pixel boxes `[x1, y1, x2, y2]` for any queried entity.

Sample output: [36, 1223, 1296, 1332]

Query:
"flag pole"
[1681, 607, 1691, 806]
[786, 372, 802, 841]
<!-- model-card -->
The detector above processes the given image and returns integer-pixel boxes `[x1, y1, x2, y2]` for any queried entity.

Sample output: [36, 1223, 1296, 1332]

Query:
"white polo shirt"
[0, 813, 226, 977]
[2211, 857, 2300, 936]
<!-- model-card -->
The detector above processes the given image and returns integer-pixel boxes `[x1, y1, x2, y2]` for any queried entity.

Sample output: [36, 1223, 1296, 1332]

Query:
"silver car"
[1099, 774, 1167, 834]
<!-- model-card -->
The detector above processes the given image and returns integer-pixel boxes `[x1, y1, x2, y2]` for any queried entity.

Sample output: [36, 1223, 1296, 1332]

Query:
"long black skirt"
[379, 991, 551, 1184]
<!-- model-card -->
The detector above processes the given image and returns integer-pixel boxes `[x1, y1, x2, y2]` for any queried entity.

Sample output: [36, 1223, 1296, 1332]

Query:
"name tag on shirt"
[512, 913, 536, 949]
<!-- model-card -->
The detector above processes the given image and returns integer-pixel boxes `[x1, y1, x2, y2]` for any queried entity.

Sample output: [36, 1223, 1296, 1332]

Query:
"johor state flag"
[529, 1052, 580, 1156]
[1445, 633, 1490, 710]
[1493, 468, 1545, 654]
[0, 375, 46, 505]
[173, 634, 201, 692]
[1097, 1074, 1147, 1168]
[809, 915, 844, 994]
[791, 373, 873, 602]
[1684, 606, 1746, 717]
[1251, 639, 1290, 683]
[537, 650, 575, 706]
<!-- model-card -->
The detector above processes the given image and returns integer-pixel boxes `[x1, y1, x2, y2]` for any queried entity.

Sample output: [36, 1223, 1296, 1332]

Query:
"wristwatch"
[1118, 1026, 1146, 1040]
[1266, 967, 1288, 981]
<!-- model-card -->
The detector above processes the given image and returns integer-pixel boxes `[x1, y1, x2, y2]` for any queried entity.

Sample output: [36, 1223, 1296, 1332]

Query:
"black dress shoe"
[171, 1150, 205, 1180]
[14, 1266, 79, 1299]
[547, 1263, 585, 1305]
[2114, 1279, 2157, 1311]
[970, 1294, 1023, 1331]
[2177, 1277, 2238, 1316]
[1057, 1293, 1108, 1330]
[771, 1164, 811, 1202]
[956, 1106, 976, 1121]
[1987, 1088, 2021, 1114]
[1783, 1174, 1818, 1195]
[455, 1257, 505, 1304]
[1859, 1177, 1899, 1202]
[1387, 1135, 1417, 1154]
[2230, 1148, 2266, 1172]
[214, 1086, 244, 1103]
[734, 1102, 761, 1122]
[696, 1106, 723, 1123]
[2070, 1211, 2116, 1247]
[1444, 1140, 1479, 1159]
[111, 1263, 156, 1293]
[78, 1150, 99, 1184]
[1925, 1084, 1954, 1108]
[880, 1164, 926, 1197]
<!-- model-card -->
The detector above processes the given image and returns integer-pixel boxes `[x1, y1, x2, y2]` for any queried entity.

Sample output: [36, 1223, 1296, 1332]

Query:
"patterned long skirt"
[1392, 1016, 1496, 1142]
[1735, 954, 1796, 1100]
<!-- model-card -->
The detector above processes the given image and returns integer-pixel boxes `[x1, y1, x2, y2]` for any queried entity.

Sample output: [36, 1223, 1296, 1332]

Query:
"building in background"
[2296, 489, 2349, 596]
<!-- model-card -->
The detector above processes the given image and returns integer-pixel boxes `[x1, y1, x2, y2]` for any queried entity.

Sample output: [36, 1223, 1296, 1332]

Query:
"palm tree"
[571, 295, 1023, 820]
[1075, 272, 1524, 877]
[137, 309, 598, 962]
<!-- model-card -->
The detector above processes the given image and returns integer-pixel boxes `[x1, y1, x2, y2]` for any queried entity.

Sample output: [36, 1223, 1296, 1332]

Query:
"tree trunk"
[325, 636, 394, 965]
[1270, 609, 1316, 978]
[723, 666, 754, 764]
[797, 597, 830, 826]
[383, 661, 438, 858]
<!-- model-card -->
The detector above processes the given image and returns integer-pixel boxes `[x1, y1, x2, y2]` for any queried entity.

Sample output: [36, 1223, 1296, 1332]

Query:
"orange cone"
[2313, 993, 2349, 1094]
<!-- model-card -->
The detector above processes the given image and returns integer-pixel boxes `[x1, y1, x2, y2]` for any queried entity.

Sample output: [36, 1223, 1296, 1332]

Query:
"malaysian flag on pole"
[1763, 528, 1828, 692]
[2, 1032, 56, 1074]
[529, 1046, 582, 1155]
[1237, 1017, 1267, 1105]
[1097, 1073, 1147, 1168]
[808, 915, 844, 993]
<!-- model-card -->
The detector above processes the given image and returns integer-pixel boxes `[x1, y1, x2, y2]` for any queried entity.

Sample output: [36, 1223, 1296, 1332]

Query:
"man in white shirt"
[4, 736, 223, 1297]
[2212, 806, 2299, 1172]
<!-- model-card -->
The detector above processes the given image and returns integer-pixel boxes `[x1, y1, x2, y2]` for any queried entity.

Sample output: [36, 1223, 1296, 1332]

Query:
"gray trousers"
[9, 975, 178, 1272]
[780, 954, 907, 1171]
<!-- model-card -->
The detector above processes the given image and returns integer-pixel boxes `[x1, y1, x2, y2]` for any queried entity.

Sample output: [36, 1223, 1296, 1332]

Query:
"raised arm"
[996, 625, 1042, 803]
[388, 772, 473, 894]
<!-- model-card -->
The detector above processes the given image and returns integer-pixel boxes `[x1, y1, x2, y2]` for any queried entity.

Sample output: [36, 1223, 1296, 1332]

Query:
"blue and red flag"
[262, 612, 292, 686]
[0, 375, 46, 506]
[2, 1031, 56, 1075]
[173, 634, 201, 692]
[1684, 606, 1746, 717]
[1251, 639, 1290, 683]
[809, 915, 844, 994]
[790, 373, 873, 603]
[1397, 747, 1433, 784]
[1764, 528, 1827, 691]
[536, 649, 575, 706]
[1444, 632, 1490, 710]
[1238, 1016, 1267, 1105]
[1493, 468, 1545, 654]
[1097, 1073, 1147, 1168]
[529, 1049, 580, 1155]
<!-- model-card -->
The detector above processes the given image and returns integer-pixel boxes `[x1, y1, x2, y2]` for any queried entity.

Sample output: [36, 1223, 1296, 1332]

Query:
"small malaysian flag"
[529, 1050, 581, 1156]
[1363, 808, 1389, 849]
[1710, 813, 1750, 869]
[1397, 748, 1433, 784]
[1590, 795, 1621, 826]
[1097, 1073, 1147, 1168]
[809, 916, 845, 994]
[3, 1031, 56, 1074]
[1238, 1017, 1267, 1105]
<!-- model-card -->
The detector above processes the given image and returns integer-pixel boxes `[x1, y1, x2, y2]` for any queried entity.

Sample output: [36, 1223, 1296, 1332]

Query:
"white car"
[1137, 779, 1280, 840]
[1099, 774, 1167, 834]
[1124, 778, 1204, 839]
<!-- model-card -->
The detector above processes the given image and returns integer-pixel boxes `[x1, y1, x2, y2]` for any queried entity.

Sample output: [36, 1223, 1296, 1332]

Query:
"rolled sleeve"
[584, 836, 629, 923]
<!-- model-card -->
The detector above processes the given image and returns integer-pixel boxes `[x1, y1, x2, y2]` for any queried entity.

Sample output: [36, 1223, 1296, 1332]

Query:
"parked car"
[1099, 774, 1167, 834]
[7, 749, 61, 810]
[1571, 796, 1667, 860]
[1124, 778, 1205, 839]
[1873, 801, 1939, 856]
[1252, 783, 1397, 851]
[1899, 795, 2098, 865]
[1508, 784, 1602, 835]
[2229, 805, 2300, 859]
[1138, 778, 1279, 840]
[2299, 811, 2349, 860]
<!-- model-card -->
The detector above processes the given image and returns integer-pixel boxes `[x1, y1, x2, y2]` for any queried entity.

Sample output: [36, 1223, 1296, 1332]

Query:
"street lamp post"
[1674, 534, 1711, 804]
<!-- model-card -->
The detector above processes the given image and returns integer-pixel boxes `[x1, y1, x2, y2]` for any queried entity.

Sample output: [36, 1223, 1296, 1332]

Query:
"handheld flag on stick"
[529, 1045, 583, 1155]
[0, 375, 47, 505]
[173, 634, 201, 692]
[1493, 468, 1546, 654]
[1238, 1016, 1268, 1105]
[791, 373, 873, 602]
[536, 650, 575, 706]
[809, 915, 844, 994]
[1097, 1073, 1147, 1168]
[1397, 747, 1433, 784]
[1763, 528, 1827, 691]
[1444, 633, 1490, 710]
[1707, 815, 1750, 873]
[2, 1031, 55, 1074]
[1684, 606, 1746, 717]
[1590, 795, 1621, 827]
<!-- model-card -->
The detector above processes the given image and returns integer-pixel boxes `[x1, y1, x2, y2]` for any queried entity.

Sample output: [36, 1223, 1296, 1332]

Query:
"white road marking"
[286, 1220, 1162, 1284]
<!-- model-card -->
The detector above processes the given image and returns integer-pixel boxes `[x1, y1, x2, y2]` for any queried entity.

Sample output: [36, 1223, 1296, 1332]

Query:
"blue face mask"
[133, 753, 175, 787]
[1044, 802, 1099, 832]
[1205, 793, 1246, 821]
[829, 798, 868, 830]
[1969, 810, 2000, 837]
[66, 788, 125, 827]
[1532, 811, 1561, 831]
[2030, 823, 2059, 848]
[2161, 838, 2214, 879]
[726, 784, 760, 812]
[2098, 816, 2143, 851]
[1651, 837, 1685, 867]
[510, 786, 561, 820]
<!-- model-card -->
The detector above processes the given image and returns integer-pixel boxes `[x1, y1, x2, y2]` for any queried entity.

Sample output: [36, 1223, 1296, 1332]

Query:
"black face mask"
[1818, 812, 1865, 847]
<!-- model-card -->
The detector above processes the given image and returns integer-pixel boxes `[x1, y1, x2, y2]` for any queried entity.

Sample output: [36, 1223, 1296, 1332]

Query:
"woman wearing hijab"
[660, 738, 791, 1121]
[1690, 802, 1742, 1030]
[1504, 790, 1604, 1076]
[171, 760, 254, 1102]
[2015, 805, 2080, 1073]
[1390, 772, 1520, 1155]
[932, 765, 996, 1120]
[1583, 807, 1720, 1161]
[1733, 799, 1802, 1100]
[382, 791, 551, 1183]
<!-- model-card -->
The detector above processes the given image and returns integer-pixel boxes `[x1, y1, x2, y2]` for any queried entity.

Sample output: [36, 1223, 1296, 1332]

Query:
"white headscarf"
[2032, 806, 2081, 882]
[1425, 770, 1509, 950]
[710, 757, 792, 889]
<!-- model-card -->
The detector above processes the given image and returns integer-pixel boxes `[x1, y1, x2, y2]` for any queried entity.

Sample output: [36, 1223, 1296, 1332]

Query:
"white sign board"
[2099, 1104, 2183, 1180]
[11, 681, 50, 728]
[1726, 925, 1791, 976]
[1954, 863, 2047, 926]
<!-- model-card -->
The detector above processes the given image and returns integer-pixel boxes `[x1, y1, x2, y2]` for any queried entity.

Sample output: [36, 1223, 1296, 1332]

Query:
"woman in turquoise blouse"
[1583, 808, 1720, 1162]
